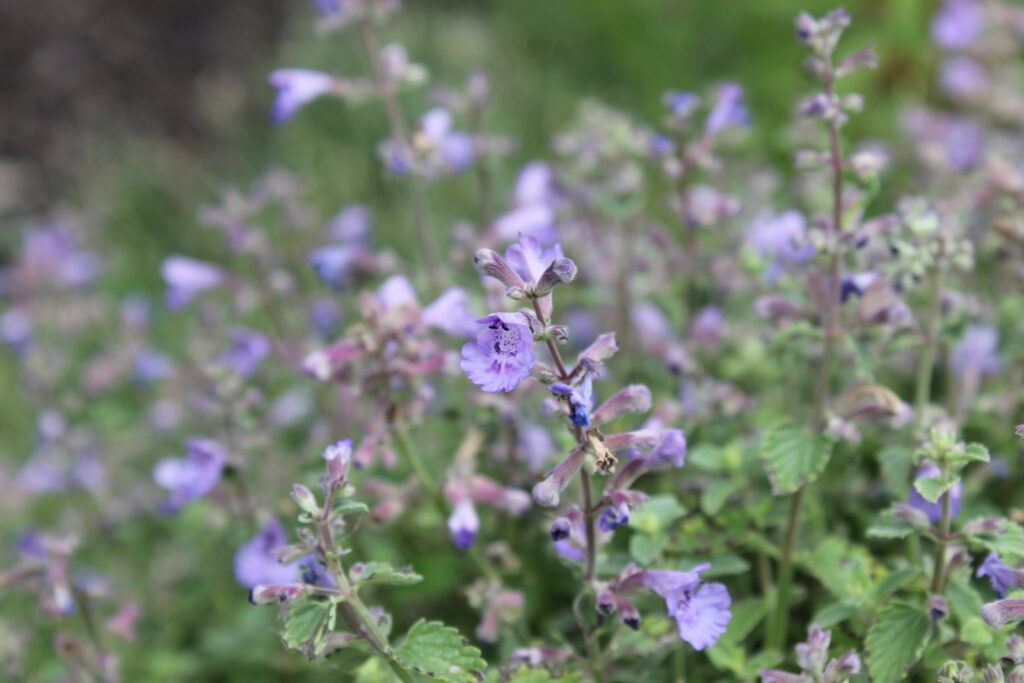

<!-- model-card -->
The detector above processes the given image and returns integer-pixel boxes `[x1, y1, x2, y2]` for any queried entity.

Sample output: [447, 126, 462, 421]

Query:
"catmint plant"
[466, 233, 731, 676]
[245, 439, 486, 680]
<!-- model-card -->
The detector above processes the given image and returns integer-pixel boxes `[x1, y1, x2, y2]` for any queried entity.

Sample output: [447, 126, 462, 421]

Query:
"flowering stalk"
[354, 17, 439, 289]
[315, 480, 404, 676]
[769, 8, 860, 652]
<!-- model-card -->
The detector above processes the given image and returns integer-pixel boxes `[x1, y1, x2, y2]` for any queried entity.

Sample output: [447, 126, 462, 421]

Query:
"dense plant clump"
[6, 0, 1024, 680]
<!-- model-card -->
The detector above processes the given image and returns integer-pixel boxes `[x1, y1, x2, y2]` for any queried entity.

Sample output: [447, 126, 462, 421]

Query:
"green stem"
[355, 19, 439, 291]
[930, 484, 953, 594]
[318, 488, 412, 682]
[768, 486, 806, 651]
[914, 268, 946, 436]
[770, 63, 845, 652]
[392, 424, 500, 583]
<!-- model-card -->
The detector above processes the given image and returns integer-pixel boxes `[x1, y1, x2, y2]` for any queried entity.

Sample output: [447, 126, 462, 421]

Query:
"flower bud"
[578, 332, 619, 363]
[616, 596, 640, 630]
[550, 516, 572, 542]
[249, 583, 310, 606]
[532, 257, 578, 297]
[474, 249, 527, 292]
[984, 665, 1006, 683]
[796, 625, 831, 672]
[929, 594, 949, 623]
[531, 448, 586, 507]
[826, 650, 862, 679]
[982, 599, 1024, 628]
[595, 587, 616, 616]
[291, 484, 320, 517]
[591, 385, 652, 425]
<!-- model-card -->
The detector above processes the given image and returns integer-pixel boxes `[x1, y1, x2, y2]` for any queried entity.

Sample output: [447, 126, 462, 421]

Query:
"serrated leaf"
[868, 568, 920, 604]
[283, 601, 332, 658]
[701, 479, 740, 516]
[759, 422, 833, 495]
[867, 509, 919, 539]
[956, 443, 990, 464]
[394, 620, 486, 682]
[865, 603, 929, 683]
[913, 472, 958, 504]
[357, 562, 424, 587]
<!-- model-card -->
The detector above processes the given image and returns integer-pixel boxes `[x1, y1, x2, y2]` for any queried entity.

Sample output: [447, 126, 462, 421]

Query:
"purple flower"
[328, 204, 372, 242]
[447, 500, 480, 550]
[133, 350, 174, 384]
[649, 429, 687, 468]
[951, 324, 1001, 377]
[152, 438, 227, 512]
[946, 118, 983, 170]
[978, 553, 1019, 597]
[268, 69, 336, 124]
[705, 83, 750, 134]
[460, 312, 536, 392]
[219, 328, 271, 378]
[549, 377, 594, 427]
[598, 502, 631, 532]
[906, 463, 962, 524]
[505, 235, 565, 287]
[932, 0, 984, 50]
[519, 424, 554, 471]
[665, 91, 700, 119]
[376, 274, 418, 310]
[939, 56, 990, 98]
[1, 308, 33, 351]
[690, 306, 723, 346]
[492, 162, 560, 244]
[410, 108, 475, 175]
[621, 564, 732, 650]
[423, 287, 478, 339]
[234, 519, 300, 588]
[746, 210, 814, 281]
[308, 245, 360, 289]
[162, 255, 227, 310]
[839, 271, 878, 302]
[161, 255, 224, 309]
[310, 297, 342, 339]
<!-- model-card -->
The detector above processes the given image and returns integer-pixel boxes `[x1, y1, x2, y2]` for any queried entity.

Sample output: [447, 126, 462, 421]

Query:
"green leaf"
[701, 479, 740, 516]
[865, 603, 930, 683]
[953, 442, 990, 465]
[879, 446, 912, 499]
[868, 568, 920, 604]
[975, 522, 1024, 560]
[628, 495, 686, 535]
[283, 601, 332, 658]
[333, 499, 370, 516]
[867, 509, 920, 539]
[356, 562, 424, 587]
[394, 620, 486, 682]
[913, 472, 959, 504]
[813, 603, 856, 629]
[807, 537, 874, 602]
[759, 422, 833, 495]
[629, 533, 666, 566]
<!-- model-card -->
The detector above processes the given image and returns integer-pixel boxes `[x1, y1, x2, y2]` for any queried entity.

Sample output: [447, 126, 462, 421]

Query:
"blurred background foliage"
[1, 0, 955, 679]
